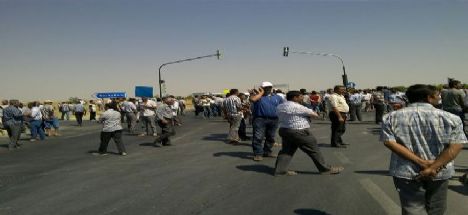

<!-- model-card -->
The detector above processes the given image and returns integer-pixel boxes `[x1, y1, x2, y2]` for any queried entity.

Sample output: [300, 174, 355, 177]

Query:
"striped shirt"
[277, 101, 316, 129]
[380, 103, 468, 180]
[223, 95, 242, 116]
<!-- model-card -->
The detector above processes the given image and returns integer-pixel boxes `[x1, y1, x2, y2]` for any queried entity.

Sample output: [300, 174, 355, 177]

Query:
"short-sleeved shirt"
[252, 94, 283, 118]
[372, 91, 385, 104]
[380, 103, 468, 180]
[223, 95, 242, 116]
[142, 100, 157, 116]
[277, 101, 315, 129]
[328, 93, 349, 113]
[74, 104, 85, 113]
[99, 109, 123, 132]
[442, 89, 465, 112]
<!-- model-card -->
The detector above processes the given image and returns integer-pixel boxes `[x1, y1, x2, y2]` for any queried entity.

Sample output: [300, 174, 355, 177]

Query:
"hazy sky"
[1, 0, 467, 101]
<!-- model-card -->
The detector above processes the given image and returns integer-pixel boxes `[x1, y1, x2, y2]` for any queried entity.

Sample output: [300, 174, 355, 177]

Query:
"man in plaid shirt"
[381, 84, 467, 215]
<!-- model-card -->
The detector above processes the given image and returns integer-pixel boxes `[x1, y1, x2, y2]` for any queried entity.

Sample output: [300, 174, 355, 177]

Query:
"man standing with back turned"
[381, 84, 466, 215]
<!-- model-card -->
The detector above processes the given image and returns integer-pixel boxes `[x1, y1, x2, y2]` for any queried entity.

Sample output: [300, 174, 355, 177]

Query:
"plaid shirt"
[277, 101, 315, 129]
[380, 103, 467, 180]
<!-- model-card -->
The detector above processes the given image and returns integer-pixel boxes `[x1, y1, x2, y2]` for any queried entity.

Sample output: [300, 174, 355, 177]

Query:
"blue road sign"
[135, 86, 153, 98]
[95, 92, 127, 99]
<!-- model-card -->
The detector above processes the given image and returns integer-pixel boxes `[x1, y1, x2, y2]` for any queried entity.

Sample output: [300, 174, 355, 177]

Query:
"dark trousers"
[75, 112, 84, 126]
[445, 109, 465, 133]
[252, 117, 278, 155]
[393, 177, 448, 215]
[349, 103, 362, 121]
[5, 123, 22, 149]
[238, 117, 247, 140]
[89, 112, 97, 121]
[157, 120, 176, 145]
[374, 103, 385, 124]
[99, 130, 126, 154]
[275, 128, 330, 174]
[329, 112, 346, 146]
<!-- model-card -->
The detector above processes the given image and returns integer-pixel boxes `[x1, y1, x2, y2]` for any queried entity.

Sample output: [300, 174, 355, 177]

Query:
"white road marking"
[359, 178, 400, 215]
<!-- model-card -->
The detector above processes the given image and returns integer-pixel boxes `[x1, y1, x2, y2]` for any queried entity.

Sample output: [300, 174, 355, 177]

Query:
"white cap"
[243, 92, 250, 96]
[261, 81, 273, 87]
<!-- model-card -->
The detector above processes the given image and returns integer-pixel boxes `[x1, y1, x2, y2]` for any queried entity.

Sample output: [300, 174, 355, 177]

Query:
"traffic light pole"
[158, 50, 221, 99]
[283, 47, 349, 88]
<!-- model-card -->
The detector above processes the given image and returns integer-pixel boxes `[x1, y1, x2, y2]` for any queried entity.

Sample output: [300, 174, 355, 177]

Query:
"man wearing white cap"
[249, 81, 284, 161]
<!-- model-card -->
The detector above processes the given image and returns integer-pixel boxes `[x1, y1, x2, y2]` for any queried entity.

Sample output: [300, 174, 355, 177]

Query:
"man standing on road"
[274, 91, 344, 176]
[381, 84, 467, 215]
[250, 81, 284, 161]
[139, 97, 157, 137]
[154, 97, 176, 147]
[2, 100, 24, 150]
[442, 79, 466, 132]
[121, 98, 138, 134]
[223, 89, 243, 144]
[96, 102, 127, 156]
[328, 85, 349, 148]
[74, 101, 86, 126]
[372, 86, 386, 124]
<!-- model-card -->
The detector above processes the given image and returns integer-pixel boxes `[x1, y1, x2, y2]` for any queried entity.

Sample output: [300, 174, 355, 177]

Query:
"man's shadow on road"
[236, 164, 321, 176]
[213, 151, 252, 160]
[294, 209, 331, 215]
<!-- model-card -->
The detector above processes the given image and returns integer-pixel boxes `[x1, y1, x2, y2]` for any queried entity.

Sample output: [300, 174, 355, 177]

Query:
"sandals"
[275, 170, 298, 176]
[320, 166, 344, 175]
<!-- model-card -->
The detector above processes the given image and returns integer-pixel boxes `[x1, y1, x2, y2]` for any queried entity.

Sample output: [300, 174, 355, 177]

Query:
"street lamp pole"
[283, 47, 349, 88]
[158, 50, 221, 99]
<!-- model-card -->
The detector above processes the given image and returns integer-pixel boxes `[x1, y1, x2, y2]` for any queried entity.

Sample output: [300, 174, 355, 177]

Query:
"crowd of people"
[1, 79, 467, 215]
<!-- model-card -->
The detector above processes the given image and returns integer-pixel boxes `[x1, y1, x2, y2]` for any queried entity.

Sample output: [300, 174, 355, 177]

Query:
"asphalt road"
[1, 112, 467, 215]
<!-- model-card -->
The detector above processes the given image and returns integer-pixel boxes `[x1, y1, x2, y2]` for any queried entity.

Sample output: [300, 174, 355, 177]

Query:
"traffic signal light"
[283, 47, 289, 57]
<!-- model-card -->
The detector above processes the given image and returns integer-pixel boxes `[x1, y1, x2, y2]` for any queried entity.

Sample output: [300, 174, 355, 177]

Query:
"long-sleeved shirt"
[99, 109, 123, 132]
[2, 105, 23, 125]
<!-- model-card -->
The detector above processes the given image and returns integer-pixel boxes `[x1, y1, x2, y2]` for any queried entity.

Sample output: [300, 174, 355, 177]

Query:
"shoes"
[162, 143, 172, 146]
[92, 152, 108, 156]
[138, 133, 146, 137]
[340, 142, 350, 145]
[120, 152, 127, 156]
[320, 166, 344, 175]
[253, 155, 263, 161]
[263, 153, 277, 158]
[229, 140, 240, 145]
[273, 142, 282, 147]
[152, 133, 158, 137]
[30, 139, 36, 142]
[275, 170, 298, 176]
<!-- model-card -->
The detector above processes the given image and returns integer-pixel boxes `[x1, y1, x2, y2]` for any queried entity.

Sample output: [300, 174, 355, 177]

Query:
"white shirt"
[329, 93, 349, 113]
[142, 100, 157, 116]
[31, 107, 43, 120]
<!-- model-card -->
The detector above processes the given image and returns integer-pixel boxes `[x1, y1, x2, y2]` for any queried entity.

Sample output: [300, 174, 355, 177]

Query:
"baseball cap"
[261, 81, 273, 88]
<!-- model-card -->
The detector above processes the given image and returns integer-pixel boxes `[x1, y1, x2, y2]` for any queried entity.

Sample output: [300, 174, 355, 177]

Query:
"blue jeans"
[252, 117, 278, 155]
[203, 106, 211, 118]
[393, 177, 448, 215]
[30, 120, 45, 140]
